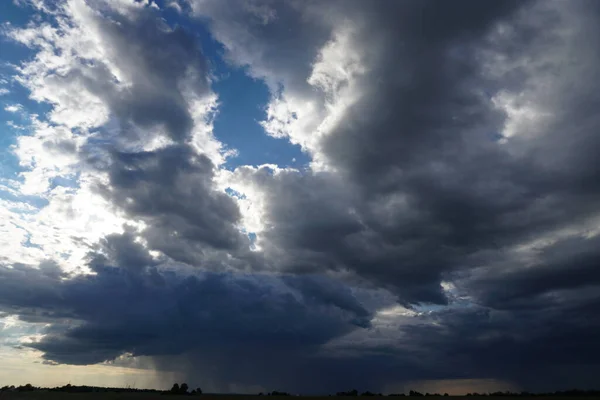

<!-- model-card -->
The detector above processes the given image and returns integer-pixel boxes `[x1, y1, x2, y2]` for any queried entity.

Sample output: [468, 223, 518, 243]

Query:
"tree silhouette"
[171, 383, 180, 394]
[180, 383, 189, 394]
[337, 389, 359, 396]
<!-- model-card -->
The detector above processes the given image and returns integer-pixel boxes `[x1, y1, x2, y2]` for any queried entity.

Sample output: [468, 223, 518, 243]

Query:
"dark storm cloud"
[390, 298, 600, 391]
[461, 234, 600, 311]
[0, 261, 68, 319]
[4, 0, 600, 394]
[202, 0, 532, 304]
[0, 257, 372, 379]
[91, 144, 249, 265]
[197, 0, 600, 390]
[89, 229, 158, 272]
[224, 0, 600, 307]
[233, 166, 453, 304]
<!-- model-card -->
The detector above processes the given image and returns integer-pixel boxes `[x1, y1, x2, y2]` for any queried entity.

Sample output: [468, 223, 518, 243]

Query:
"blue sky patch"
[156, 1, 310, 170]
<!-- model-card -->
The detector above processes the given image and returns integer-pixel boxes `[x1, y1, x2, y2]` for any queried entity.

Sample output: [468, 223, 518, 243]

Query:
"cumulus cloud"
[195, 0, 600, 389]
[0, 254, 373, 392]
[1, 0, 600, 394]
[93, 144, 250, 265]
[4, 104, 23, 113]
[9, 0, 212, 143]
[1, 0, 226, 271]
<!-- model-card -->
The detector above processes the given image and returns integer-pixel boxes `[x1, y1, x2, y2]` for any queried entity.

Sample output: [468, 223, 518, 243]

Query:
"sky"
[1, 0, 600, 395]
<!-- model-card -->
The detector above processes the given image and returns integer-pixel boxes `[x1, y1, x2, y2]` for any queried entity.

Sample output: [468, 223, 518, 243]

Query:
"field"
[2, 394, 600, 400]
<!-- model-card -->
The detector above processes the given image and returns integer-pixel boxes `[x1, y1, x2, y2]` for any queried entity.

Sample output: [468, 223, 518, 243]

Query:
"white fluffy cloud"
[1, 0, 226, 271]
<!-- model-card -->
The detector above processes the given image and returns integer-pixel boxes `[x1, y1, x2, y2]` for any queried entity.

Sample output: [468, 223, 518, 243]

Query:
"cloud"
[395, 302, 600, 391]
[2, 0, 600, 394]
[204, 0, 600, 304]
[4, 104, 23, 113]
[93, 144, 250, 265]
[460, 234, 600, 311]
[196, 0, 600, 389]
[1, 0, 225, 271]
[9, 0, 211, 143]
[0, 254, 374, 392]
[1, 1, 380, 391]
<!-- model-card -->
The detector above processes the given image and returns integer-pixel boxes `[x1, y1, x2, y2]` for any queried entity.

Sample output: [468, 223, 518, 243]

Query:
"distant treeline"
[0, 383, 162, 394]
[340, 390, 600, 397]
[2, 384, 600, 397]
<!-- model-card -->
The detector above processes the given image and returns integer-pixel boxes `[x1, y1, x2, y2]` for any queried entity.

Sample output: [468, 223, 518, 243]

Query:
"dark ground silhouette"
[2, 384, 600, 398]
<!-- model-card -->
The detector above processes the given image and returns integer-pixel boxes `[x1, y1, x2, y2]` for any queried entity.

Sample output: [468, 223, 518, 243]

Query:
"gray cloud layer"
[2, 0, 600, 394]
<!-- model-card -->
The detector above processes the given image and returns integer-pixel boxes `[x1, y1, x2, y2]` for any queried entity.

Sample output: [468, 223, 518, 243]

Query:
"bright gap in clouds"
[0, 3, 50, 186]
[212, 67, 309, 170]
[158, 2, 310, 170]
